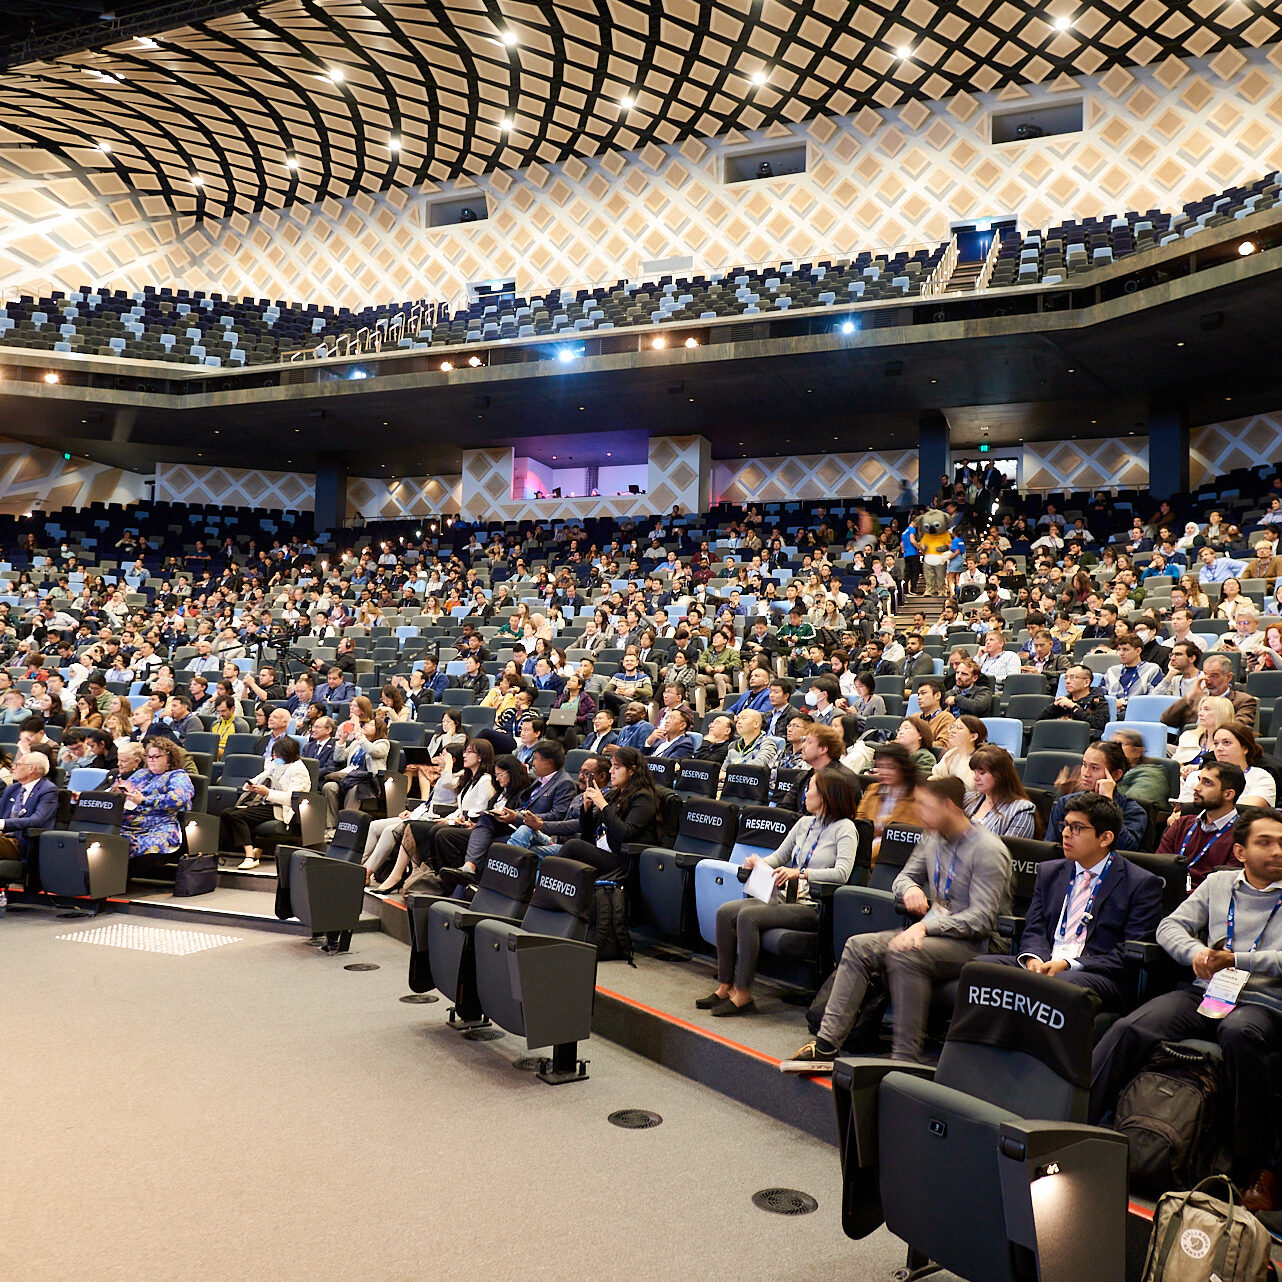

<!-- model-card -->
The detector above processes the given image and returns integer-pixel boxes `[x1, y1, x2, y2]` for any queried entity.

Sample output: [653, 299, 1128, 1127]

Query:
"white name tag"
[1197, 966, 1249, 1019]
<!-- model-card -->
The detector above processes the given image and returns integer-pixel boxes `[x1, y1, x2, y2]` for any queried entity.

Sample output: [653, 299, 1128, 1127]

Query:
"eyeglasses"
[1060, 822, 1096, 837]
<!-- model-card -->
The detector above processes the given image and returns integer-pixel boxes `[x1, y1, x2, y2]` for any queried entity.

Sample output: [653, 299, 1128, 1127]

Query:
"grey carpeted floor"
[2, 907, 947, 1282]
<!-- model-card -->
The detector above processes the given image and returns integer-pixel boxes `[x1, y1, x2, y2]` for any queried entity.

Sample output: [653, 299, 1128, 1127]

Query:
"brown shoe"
[1241, 1169, 1276, 1214]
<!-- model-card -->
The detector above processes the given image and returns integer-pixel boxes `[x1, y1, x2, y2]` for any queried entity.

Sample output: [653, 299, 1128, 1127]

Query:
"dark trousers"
[220, 802, 276, 850]
[1089, 984, 1281, 1166]
[976, 953, 1128, 1009]
[715, 899, 817, 990]
[430, 824, 477, 870]
[559, 836, 625, 880]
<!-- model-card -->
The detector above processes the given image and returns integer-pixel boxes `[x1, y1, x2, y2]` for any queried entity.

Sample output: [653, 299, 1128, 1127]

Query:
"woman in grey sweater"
[698, 766, 860, 1016]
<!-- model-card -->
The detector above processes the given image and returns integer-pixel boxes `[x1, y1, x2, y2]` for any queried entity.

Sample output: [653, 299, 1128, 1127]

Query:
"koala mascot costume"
[917, 509, 952, 594]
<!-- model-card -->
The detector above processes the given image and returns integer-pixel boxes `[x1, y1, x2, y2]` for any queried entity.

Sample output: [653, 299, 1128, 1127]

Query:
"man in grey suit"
[792, 775, 1012, 1066]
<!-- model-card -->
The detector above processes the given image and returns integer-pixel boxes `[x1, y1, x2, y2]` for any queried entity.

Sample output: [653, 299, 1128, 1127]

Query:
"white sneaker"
[237, 857, 259, 870]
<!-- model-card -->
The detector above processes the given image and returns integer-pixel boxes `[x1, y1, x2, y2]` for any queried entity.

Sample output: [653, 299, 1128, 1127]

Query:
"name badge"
[1197, 966, 1249, 1019]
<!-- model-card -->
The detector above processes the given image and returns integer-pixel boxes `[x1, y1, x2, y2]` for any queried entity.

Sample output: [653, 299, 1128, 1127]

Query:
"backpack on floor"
[1114, 1041, 1226, 1194]
[587, 881, 634, 965]
[1141, 1175, 1273, 1282]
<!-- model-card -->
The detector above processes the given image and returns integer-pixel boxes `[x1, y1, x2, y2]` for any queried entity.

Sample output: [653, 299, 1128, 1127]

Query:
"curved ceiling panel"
[0, 0, 1277, 221]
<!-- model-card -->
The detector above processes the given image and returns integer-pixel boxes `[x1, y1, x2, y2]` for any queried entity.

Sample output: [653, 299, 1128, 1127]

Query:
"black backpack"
[587, 882, 634, 965]
[1113, 1041, 1227, 1194]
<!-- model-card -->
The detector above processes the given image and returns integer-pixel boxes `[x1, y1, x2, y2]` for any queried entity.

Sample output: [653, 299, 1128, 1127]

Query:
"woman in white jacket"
[219, 736, 313, 869]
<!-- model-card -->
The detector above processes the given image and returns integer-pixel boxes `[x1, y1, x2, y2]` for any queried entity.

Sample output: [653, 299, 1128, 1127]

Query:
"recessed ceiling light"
[440, 360, 453, 371]
[606, 452, 612, 457]
[326, 67, 345, 83]
[619, 95, 634, 110]
[896, 45, 913, 59]
[500, 29, 518, 45]
[190, 174, 203, 187]
[43, 372, 60, 384]
[499, 117, 513, 131]
[684, 337, 698, 348]
[468, 355, 482, 367]
[1176, 340, 1185, 347]
[1052, 14, 1072, 31]
[651, 336, 666, 349]
[95, 140, 112, 153]
[552, 455, 557, 460]
[1238, 240, 1256, 256]
[285, 155, 298, 169]
[750, 70, 768, 86]
[137, 36, 157, 48]
[387, 136, 401, 152]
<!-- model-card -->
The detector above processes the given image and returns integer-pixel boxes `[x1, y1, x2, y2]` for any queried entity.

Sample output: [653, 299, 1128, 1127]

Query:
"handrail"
[974, 228, 1004, 292]
[294, 300, 441, 362]
[919, 234, 958, 298]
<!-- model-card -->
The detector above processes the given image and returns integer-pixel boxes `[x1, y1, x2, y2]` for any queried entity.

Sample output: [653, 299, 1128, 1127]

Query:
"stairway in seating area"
[944, 260, 984, 293]
[895, 591, 948, 626]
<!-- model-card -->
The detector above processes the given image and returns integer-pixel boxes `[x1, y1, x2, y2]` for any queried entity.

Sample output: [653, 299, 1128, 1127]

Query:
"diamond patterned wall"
[1190, 414, 1282, 489]
[1022, 436, 1150, 492]
[714, 449, 919, 504]
[1, 45, 1281, 311]
[0, 434, 145, 515]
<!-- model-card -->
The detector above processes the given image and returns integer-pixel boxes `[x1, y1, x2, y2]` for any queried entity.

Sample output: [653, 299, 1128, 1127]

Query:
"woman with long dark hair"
[559, 745, 660, 878]
[964, 745, 1039, 838]
[700, 767, 860, 1016]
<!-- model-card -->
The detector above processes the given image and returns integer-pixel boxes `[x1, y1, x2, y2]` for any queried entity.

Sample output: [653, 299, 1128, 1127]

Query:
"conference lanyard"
[796, 819, 827, 873]
[1225, 886, 1282, 953]
[1177, 813, 1235, 869]
[934, 843, 961, 906]
[1055, 854, 1112, 941]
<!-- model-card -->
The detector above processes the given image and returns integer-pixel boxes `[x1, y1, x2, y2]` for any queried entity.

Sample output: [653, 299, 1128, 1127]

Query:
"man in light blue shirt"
[1195, 545, 1247, 584]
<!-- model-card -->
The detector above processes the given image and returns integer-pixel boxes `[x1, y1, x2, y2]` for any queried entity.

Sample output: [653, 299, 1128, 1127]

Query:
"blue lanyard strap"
[1177, 813, 1234, 870]
[1226, 886, 1282, 953]
[796, 818, 827, 873]
[933, 840, 961, 906]
[1055, 854, 1113, 940]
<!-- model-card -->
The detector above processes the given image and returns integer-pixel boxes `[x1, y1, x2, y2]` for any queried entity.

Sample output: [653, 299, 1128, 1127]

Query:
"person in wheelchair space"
[1089, 806, 1282, 1214]
[791, 775, 1011, 1067]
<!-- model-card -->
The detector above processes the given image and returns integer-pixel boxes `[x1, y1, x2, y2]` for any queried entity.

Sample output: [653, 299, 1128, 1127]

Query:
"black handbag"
[173, 853, 219, 897]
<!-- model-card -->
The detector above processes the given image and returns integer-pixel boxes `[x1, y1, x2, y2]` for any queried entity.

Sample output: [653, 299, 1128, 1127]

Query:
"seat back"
[644, 755, 677, 789]
[719, 762, 770, 804]
[1002, 835, 1063, 920]
[674, 756, 717, 797]
[70, 789, 125, 834]
[672, 797, 738, 859]
[1123, 849, 1188, 916]
[1020, 749, 1082, 791]
[867, 823, 923, 891]
[220, 753, 263, 788]
[184, 731, 219, 757]
[469, 843, 538, 917]
[934, 960, 1097, 1121]
[325, 809, 372, 863]
[1026, 718, 1091, 755]
[728, 805, 795, 863]
[222, 733, 258, 758]
[68, 766, 110, 793]
[771, 766, 806, 806]
[519, 856, 598, 938]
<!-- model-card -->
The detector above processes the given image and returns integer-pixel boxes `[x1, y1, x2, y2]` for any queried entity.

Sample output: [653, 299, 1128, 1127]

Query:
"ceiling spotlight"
[285, 155, 298, 169]
[459, 207, 478, 222]
[684, 337, 698, 348]
[619, 95, 634, 110]
[190, 174, 203, 186]
[557, 347, 577, 363]
[44, 372, 60, 384]
[95, 140, 112, 153]
[500, 29, 518, 45]
[750, 70, 768, 86]
[1239, 240, 1256, 256]
[841, 320, 856, 334]
[98, 10, 116, 20]
[757, 160, 773, 178]
[499, 116, 513, 131]
[387, 136, 401, 152]
[325, 67, 345, 83]
[468, 355, 482, 367]
[1052, 14, 1072, 30]
[440, 360, 454, 371]
[896, 45, 913, 59]
[651, 336, 667, 349]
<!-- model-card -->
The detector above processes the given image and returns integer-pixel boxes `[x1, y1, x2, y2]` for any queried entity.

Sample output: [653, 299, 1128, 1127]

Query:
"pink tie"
[1064, 869, 1095, 937]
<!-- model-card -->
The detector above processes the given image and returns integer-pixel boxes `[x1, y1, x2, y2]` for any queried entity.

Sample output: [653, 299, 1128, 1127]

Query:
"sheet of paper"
[743, 860, 777, 904]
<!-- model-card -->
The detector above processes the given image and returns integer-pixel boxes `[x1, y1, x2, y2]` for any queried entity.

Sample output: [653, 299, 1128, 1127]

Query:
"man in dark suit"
[302, 716, 337, 776]
[645, 707, 698, 759]
[0, 752, 59, 865]
[982, 792, 1162, 1008]
[763, 679, 797, 739]
[579, 708, 618, 755]
[899, 634, 935, 690]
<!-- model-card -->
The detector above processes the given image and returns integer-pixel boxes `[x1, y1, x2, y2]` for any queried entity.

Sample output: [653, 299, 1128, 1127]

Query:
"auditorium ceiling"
[0, 0, 1278, 221]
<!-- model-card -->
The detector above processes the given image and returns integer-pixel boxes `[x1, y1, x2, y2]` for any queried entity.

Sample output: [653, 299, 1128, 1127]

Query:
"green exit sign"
[978, 442, 990, 453]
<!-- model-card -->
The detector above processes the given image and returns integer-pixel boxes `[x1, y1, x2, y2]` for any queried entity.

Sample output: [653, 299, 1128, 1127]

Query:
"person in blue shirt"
[322, 667, 358, 704]
[1196, 545, 1248, 584]
[417, 655, 449, 701]
[725, 665, 773, 716]
[900, 521, 921, 591]
[614, 701, 654, 750]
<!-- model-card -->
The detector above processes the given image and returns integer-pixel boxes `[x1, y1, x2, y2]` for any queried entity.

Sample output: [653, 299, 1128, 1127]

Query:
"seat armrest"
[997, 913, 1025, 940]
[812, 880, 840, 900]
[675, 852, 710, 870]
[1122, 938, 1164, 964]
[444, 907, 523, 932]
